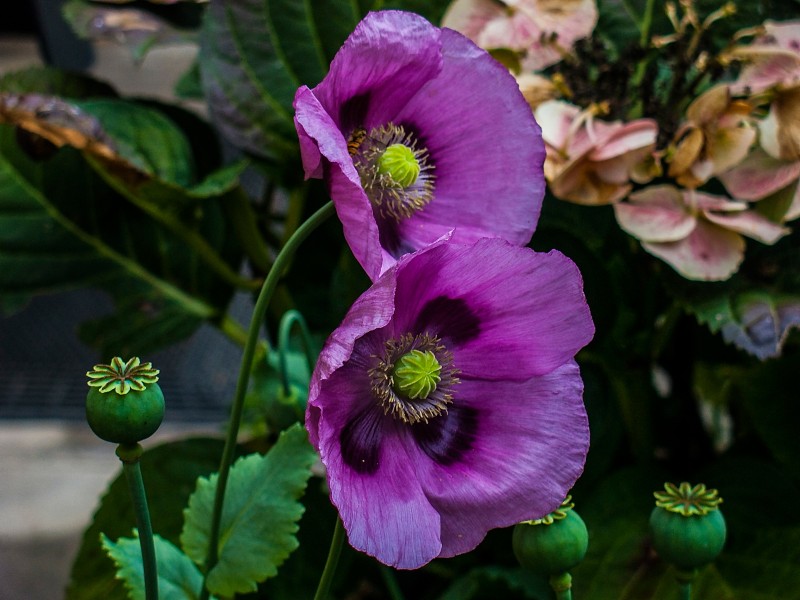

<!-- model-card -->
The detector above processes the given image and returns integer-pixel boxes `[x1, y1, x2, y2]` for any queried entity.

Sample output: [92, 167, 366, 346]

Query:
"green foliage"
[180, 424, 317, 597]
[198, 0, 367, 162]
[66, 438, 226, 600]
[102, 533, 213, 600]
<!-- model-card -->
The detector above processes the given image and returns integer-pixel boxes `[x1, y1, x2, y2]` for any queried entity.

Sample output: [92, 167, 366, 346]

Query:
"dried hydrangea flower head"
[294, 10, 545, 281]
[667, 84, 756, 188]
[442, 0, 598, 71]
[614, 185, 788, 281]
[307, 237, 594, 568]
[535, 99, 659, 205]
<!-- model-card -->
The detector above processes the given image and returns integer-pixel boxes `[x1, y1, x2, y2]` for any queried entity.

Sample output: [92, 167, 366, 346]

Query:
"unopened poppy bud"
[85, 357, 164, 444]
[512, 496, 589, 575]
[649, 482, 727, 571]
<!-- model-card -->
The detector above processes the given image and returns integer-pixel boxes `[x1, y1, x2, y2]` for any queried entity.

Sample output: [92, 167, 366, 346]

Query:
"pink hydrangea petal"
[391, 238, 594, 379]
[535, 99, 582, 150]
[589, 119, 658, 162]
[642, 220, 745, 281]
[441, 0, 505, 41]
[615, 185, 696, 242]
[718, 148, 800, 200]
[701, 209, 789, 244]
[417, 362, 588, 557]
[691, 190, 748, 212]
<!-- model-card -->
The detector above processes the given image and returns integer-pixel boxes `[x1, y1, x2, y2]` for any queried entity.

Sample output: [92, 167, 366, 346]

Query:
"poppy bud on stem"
[85, 357, 164, 600]
[649, 482, 727, 600]
[512, 497, 589, 600]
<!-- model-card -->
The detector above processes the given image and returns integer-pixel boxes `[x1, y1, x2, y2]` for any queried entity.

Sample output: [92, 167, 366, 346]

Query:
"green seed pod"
[649, 482, 727, 571]
[85, 357, 165, 444]
[513, 496, 589, 575]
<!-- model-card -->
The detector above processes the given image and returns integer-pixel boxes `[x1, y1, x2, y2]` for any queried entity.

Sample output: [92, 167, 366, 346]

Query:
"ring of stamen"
[369, 333, 459, 424]
[348, 123, 436, 222]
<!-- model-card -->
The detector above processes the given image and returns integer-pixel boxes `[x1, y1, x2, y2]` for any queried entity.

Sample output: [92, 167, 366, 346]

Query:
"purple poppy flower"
[293, 10, 545, 281]
[307, 237, 594, 569]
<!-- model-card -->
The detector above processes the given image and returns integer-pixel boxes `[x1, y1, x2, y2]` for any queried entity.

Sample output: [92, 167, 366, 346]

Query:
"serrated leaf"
[690, 291, 800, 360]
[102, 533, 214, 600]
[197, 0, 364, 160]
[180, 423, 317, 597]
[67, 438, 226, 600]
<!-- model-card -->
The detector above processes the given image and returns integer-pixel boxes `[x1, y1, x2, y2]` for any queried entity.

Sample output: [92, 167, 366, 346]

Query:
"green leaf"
[0, 65, 117, 98]
[180, 423, 317, 597]
[67, 438, 226, 600]
[75, 99, 196, 187]
[197, 0, 365, 161]
[0, 92, 245, 353]
[102, 533, 213, 600]
[687, 290, 800, 360]
[733, 353, 800, 481]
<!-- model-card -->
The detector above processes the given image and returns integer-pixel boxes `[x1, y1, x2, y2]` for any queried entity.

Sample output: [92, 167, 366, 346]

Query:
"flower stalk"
[199, 200, 335, 600]
[312, 517, 346, 600]
[117, 443, 158, 600]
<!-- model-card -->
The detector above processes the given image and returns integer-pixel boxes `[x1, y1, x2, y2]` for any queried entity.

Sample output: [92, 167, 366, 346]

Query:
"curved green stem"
[313, 517, 346, 600]
[639, 0, 656, 47]
[678, 581, 692, 600]
[277, 309, 317, 394]
[117, 443, 158, 600]
[199, 201, 335, 600]
[380, 565, 405, 600]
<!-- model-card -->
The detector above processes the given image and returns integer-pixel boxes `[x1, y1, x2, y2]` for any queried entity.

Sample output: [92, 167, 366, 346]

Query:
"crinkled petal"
[702, 209, 789, 244]
[718, 148, 800, 200]
[312, 11, 443, 130]
[417, 362, 589, 557]
[393, 28, 545, 248]
[390, 238, 594, 379]
[313, 363, 443, 568]
[615, 185, 696, 242]
[307, 266, 397, 447]
[642, 220, 745, 281]
[294, 86, 387, 279]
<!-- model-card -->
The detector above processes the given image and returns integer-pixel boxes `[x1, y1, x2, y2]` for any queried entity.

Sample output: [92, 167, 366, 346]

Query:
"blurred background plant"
[2, 0, 800, 598]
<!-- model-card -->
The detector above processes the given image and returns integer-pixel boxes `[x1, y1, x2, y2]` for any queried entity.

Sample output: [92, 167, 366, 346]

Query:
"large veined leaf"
[180, 423, 317, 597]
[102, 533, 215, 600]
[198, 0, 367, 161]
[0, 88, 246, 352]
[67, 438, 226, 600]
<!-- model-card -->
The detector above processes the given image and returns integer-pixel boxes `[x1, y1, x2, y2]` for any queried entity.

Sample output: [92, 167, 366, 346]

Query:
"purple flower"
[294, 11, 545, 281]
[306, 237, 594, 569]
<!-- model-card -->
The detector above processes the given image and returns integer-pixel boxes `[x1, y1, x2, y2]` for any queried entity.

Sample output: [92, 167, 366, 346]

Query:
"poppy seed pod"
[512, 497, 589, 575]
[85, 357, 164, 444]
[649, 482, 727, 571]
